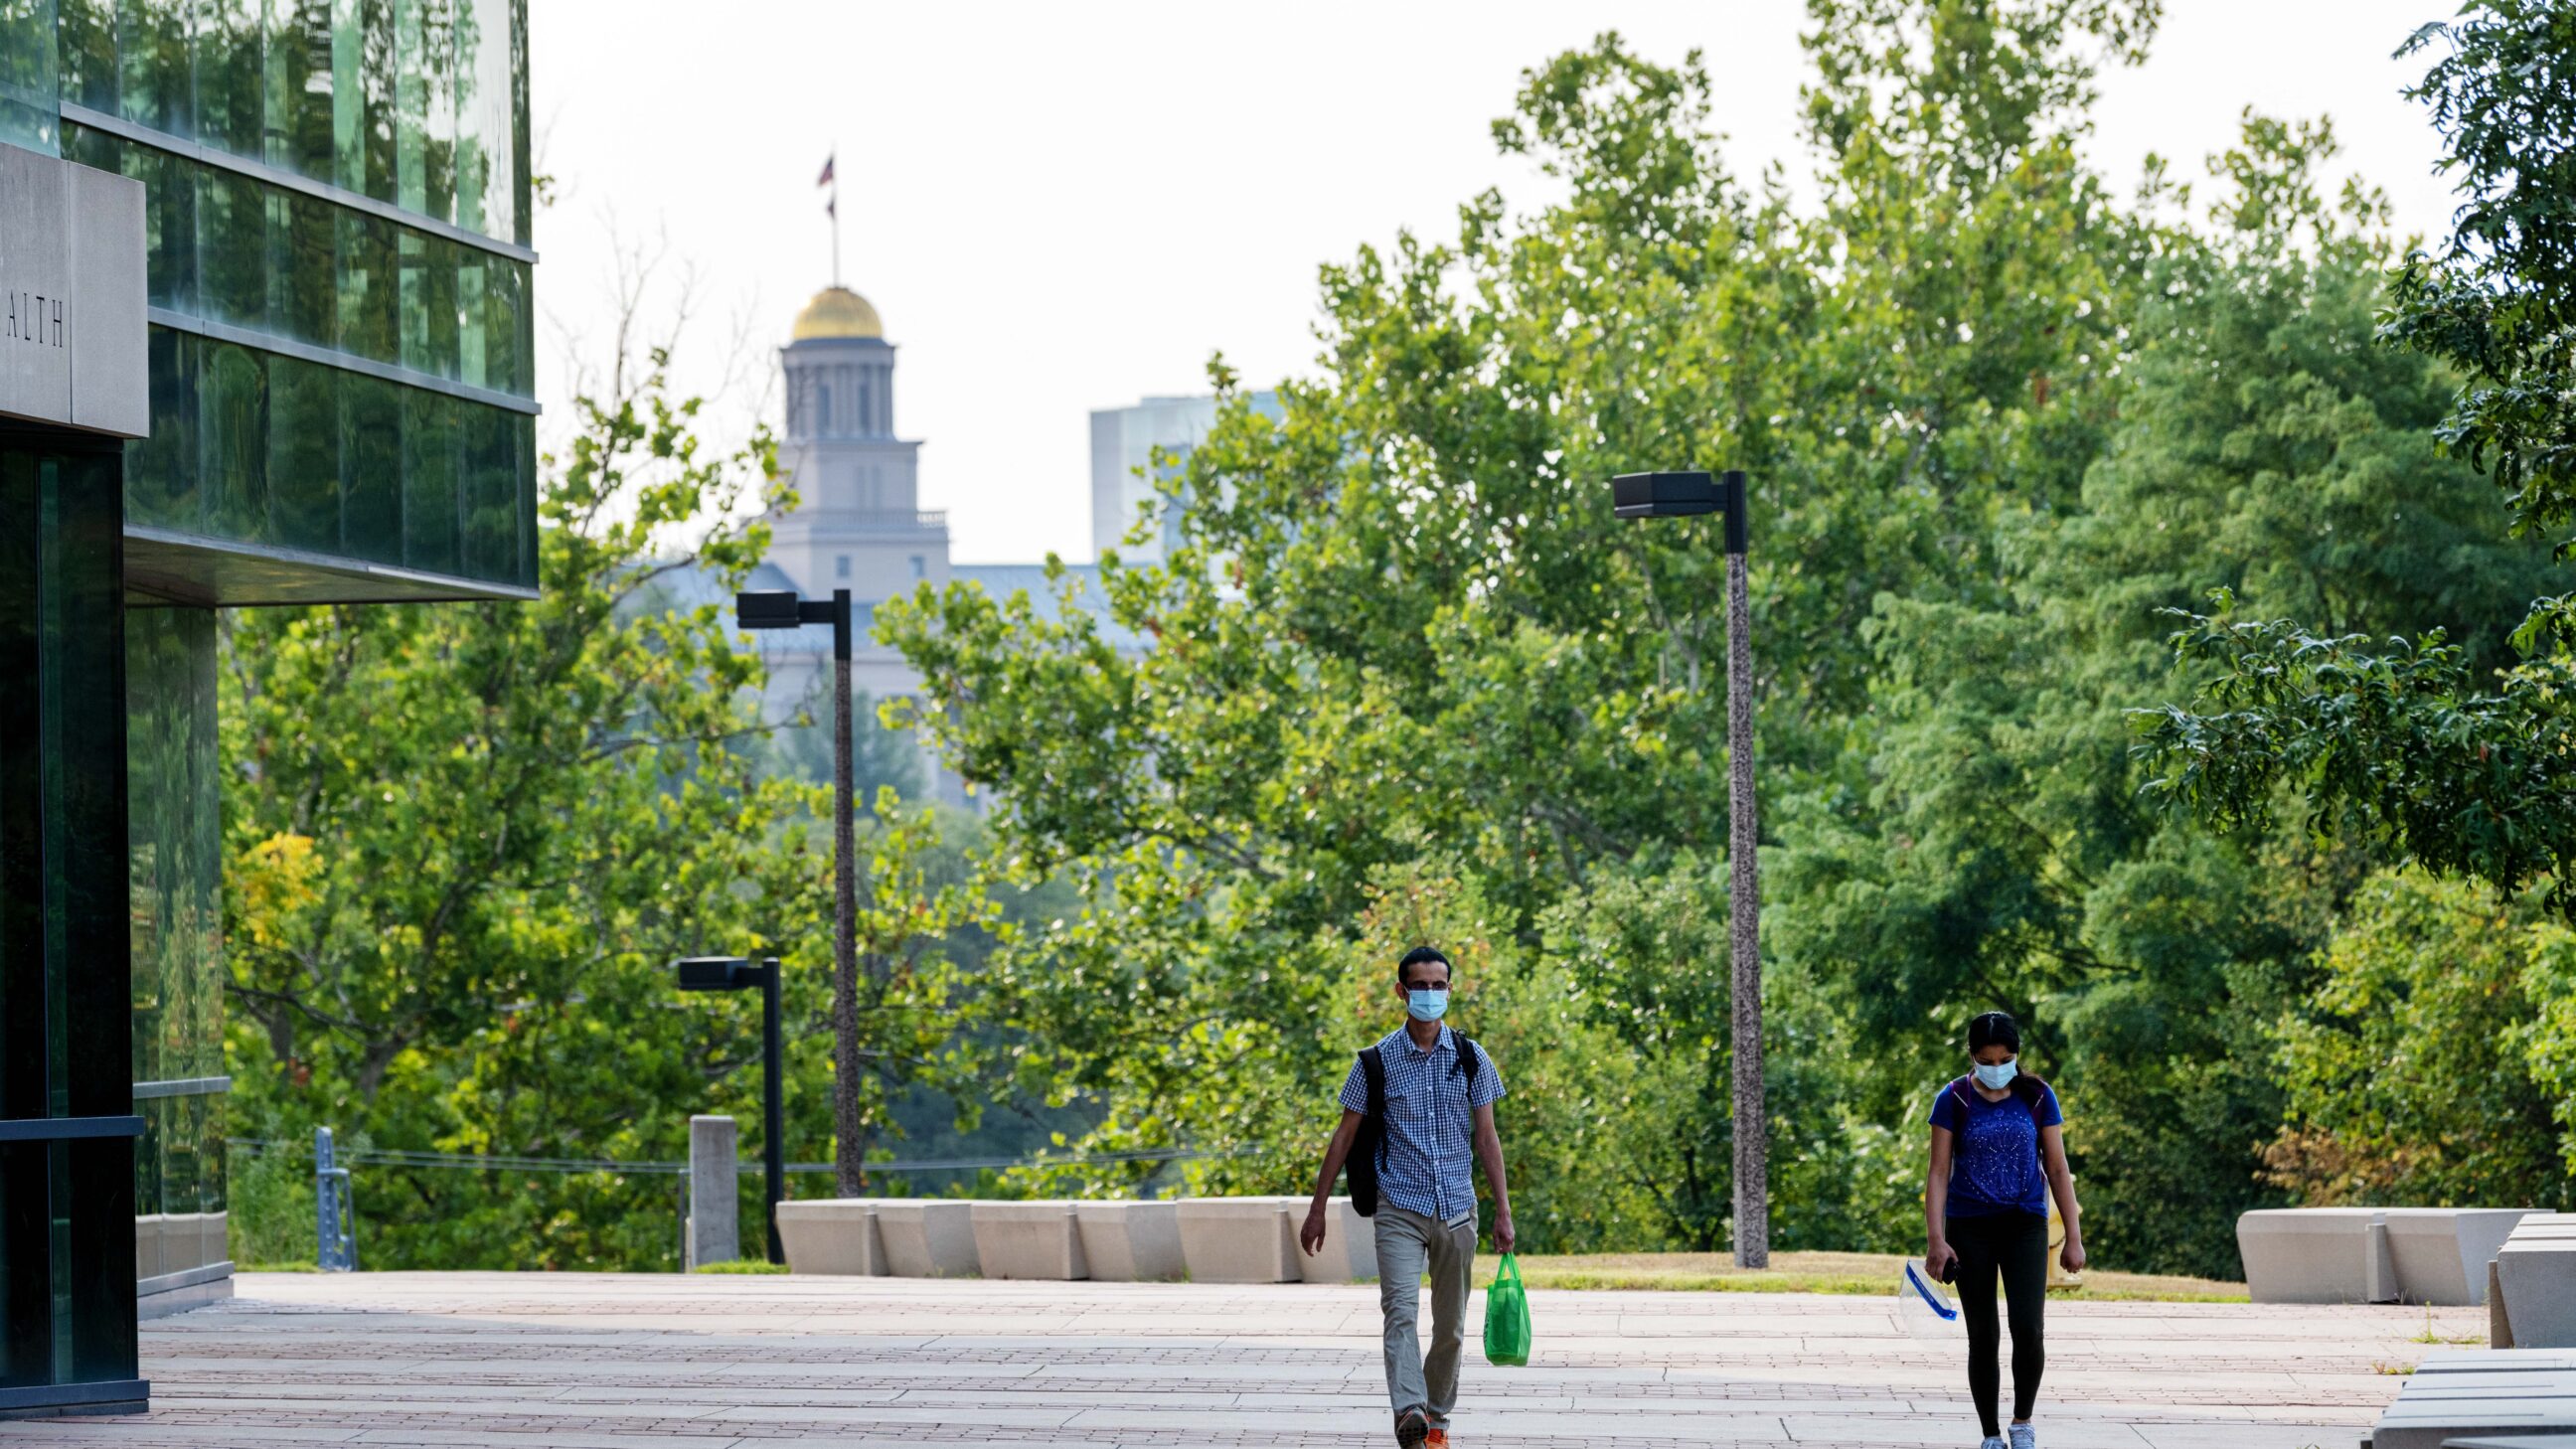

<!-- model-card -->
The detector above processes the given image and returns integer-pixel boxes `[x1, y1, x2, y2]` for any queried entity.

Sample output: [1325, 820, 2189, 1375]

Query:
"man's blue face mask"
[1406, 988, 1450, 1022]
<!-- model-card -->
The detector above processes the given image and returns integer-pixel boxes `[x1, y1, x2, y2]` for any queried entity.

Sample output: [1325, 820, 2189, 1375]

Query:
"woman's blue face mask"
[1406, 988, 1451, 1022]
[1972, 1056, 2018, 1090]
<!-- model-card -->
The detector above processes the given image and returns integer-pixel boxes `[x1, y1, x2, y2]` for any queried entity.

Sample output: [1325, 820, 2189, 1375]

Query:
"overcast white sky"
[531, 1, 2459, 565]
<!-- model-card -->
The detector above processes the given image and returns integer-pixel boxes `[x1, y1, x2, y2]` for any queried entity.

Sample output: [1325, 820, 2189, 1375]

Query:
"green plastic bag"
[1482, 1252, 1531, 1366]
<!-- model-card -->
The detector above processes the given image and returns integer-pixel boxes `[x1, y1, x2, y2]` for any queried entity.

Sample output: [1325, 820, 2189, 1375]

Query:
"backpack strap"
[1945, 1075, 1976, 1120]
[1361, 1045, 1385, 1115]
[1453, 1033, 1481, 1086]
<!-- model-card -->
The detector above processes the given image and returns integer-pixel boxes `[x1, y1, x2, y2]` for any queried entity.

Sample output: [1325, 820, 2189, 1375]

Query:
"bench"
[2490, 1214, 2576, 1350]
[2368, 1349, 2576, 1449]
[2238, 1208, 2534, 1305]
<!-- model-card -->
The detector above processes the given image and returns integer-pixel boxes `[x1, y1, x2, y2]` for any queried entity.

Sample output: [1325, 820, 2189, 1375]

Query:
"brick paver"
[0, 1271, 2449, 1447]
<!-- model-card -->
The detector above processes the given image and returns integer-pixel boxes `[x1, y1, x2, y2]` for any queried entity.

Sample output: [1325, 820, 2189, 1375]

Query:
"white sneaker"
[2010, 1424, 2037, 1449]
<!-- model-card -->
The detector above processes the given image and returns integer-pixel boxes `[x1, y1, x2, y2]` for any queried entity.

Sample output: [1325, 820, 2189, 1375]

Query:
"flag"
[825, 197, 836, 219]
[816, 155, 835, 188]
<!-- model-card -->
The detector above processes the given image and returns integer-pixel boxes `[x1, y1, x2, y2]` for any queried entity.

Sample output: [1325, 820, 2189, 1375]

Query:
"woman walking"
[1923, 1011, 2085, 1449]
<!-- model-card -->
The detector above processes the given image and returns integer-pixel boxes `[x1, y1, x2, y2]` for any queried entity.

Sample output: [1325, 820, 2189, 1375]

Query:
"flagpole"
[831, 142, 841, 288]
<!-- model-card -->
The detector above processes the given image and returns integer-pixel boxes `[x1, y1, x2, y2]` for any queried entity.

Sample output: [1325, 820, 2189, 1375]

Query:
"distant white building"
[1090, 391, 1282, 564]
[747, 284, 1138, 809]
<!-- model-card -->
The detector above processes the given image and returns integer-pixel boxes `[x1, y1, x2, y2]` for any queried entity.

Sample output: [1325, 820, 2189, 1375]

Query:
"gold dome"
[791, 285, 884, 340]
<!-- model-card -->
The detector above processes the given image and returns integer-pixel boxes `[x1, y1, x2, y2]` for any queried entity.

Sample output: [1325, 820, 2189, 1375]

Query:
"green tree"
[222, 325, 1001, 1267]
[2265, 869, 2572, 1210]
[883, 4, 2197, 1255]
[2142, 1, 2576, 919]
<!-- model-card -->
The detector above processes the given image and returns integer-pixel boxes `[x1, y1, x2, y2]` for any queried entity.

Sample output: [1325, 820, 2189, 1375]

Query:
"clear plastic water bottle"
[1896, 1257, 1962, 1340]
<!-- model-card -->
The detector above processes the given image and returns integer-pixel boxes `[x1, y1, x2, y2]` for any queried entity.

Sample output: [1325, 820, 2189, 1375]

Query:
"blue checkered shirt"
[1340, 1023, 1506, 1223]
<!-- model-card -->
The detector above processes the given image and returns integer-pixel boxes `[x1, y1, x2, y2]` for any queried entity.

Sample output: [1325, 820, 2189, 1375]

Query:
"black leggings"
[1950, 1209, 2047, 1436]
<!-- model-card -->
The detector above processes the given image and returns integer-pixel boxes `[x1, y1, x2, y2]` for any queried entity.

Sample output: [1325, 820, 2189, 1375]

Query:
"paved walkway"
[1, 1271, 2449, 1447]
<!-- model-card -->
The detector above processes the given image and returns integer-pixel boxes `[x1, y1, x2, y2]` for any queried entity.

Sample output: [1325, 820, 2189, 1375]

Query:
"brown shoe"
[1424, 1429, 1452, 1449]
[1394, 1408, 1429, 1447]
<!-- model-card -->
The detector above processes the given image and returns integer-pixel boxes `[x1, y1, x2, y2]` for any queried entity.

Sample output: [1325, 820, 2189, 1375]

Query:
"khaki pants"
[1371, 1205, 1476, 1424]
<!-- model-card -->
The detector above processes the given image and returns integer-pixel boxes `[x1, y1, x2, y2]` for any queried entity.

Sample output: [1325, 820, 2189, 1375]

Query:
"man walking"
[1302, 946, 1513, 1448]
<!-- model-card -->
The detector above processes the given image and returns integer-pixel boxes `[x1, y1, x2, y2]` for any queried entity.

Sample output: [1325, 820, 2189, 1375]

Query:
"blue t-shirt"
[1929, 1078, 2062, 1218]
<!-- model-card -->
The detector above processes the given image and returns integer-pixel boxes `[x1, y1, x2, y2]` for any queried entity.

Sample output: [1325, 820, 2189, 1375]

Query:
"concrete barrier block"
[775, 1199, 888, 1276]
[876, 1200, 980, 1277]
[1296, 1197, 1378, 1283]
[2386, 1208, 2531, 1306]
[2238, 1208, 2396, 1303]
[972, 1201, 1088, 1280]
[1072, 1201, 1185, 1282]
[2493, 1258, 2515, 1350]
[2495, 1239, 2576, 1348]
[686, 1115, 739, 1270]
[1175, 1197, 1300, 1283]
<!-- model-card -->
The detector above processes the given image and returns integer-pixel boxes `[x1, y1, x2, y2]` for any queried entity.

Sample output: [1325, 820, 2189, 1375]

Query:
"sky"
[531, 1, 2460, 565]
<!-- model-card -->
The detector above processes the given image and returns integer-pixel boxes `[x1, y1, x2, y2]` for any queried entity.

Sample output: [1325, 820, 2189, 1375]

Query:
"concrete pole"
[1723, 475, 1769, 1269]
[688, 1114, 740, 1270]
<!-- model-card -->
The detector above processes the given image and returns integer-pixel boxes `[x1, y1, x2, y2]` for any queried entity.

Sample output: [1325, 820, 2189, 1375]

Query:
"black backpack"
[1348, 1033, 1483, 1219]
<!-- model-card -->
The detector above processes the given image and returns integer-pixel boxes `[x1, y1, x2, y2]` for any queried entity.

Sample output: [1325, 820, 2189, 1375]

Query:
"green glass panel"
[262, 0, 335, 179]
[199, 341, 269, 544]
[124, 327, 201, 530]
[511, 257, 530, 394]
[124, 604, 220, 1099]
[334, 206, 394, 364]
[477, 252, 520, 395]
[194, 165, 266, 331]
[163, 1088, 199, 1239]
[450, 0, 510, 243]
[400, 386, 456, 573]
[459, 396, 511, 579]
[116, 0, 191, 136]
[200, 1093, 226, 1213]
[132, 1099, 164, 1219]
[58, 114, 114, 173]
[426, 231, 459, 378]
[0, 0, 62, 156]
[58, 0, 113, 114]
[513, 410, 534, 585]
[508, 0, 523, 244]
[273, 189, 337, 349]
[192, 0, 262, 158]
[392, 0, 452, 224]
[119, 135, 198, 313]
[397, 228, 455, 378]
[266, 356, 340, 551]
[331, 0, 395, 203]
[338, 369, 402, 563]
[455, 246, 484, 388]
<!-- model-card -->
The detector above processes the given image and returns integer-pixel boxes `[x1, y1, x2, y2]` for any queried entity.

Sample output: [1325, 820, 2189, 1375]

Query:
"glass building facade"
[0, 0, 533, 1416]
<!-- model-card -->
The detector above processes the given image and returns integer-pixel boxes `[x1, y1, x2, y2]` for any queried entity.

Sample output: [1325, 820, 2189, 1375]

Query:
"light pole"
[1609, 468, 1768, 1268]
[675, 955, 786, 1264]
[735, 587, 864, 1198]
